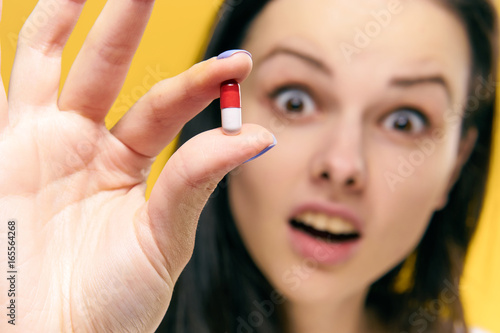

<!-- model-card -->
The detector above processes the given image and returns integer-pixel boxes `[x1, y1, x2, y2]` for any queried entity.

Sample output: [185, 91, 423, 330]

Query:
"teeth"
[295, 212, 358, 234]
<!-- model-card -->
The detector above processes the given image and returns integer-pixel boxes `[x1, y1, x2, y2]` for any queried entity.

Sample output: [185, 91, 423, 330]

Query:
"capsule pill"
[220, 80, 242, 135]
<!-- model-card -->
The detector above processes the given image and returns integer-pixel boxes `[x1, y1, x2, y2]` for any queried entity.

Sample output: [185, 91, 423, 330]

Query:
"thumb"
[145, 124, 275, 281]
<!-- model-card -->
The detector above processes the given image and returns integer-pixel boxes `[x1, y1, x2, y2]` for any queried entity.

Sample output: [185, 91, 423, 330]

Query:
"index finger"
[110, 51, 253, 158]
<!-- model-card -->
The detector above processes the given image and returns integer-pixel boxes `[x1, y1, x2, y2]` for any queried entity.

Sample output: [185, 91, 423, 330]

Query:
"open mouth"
[290, 211, 361, 243]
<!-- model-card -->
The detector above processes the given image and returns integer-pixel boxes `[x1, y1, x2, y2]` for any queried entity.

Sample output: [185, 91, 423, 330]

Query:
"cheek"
[228, 131, 310, 231]
[362, 141, 457, 271]
[227, 130, 315, 280]
[227, 159, 290, 292]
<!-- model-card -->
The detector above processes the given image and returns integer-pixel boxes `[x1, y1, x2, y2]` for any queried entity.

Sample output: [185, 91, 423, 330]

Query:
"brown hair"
[158, 1, 498, 332]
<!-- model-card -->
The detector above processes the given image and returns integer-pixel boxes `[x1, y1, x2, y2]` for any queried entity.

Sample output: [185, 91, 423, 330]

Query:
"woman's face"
[229, 0, 472, 305]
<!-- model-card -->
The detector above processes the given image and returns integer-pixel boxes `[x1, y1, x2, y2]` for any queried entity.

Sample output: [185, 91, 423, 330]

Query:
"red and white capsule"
[220, 80, 242, 135]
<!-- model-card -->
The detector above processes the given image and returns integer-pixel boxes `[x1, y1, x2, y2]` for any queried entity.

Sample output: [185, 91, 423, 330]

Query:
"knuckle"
[94, 38, 136, 67]
[18, 0, 80, 57]
[144, 81, 175, 127]
[172, 150, 218, 194]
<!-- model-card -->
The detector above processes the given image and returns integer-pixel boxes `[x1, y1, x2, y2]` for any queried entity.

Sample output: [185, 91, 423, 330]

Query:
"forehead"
[243, 0, 470, 99]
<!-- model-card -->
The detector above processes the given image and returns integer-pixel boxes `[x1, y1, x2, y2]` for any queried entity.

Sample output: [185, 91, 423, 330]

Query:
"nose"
[310, 117, 367, 193]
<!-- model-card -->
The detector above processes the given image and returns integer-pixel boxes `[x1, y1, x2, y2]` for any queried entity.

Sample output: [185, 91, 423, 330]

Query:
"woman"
[159, 0, 498, 332]
[0, 0, 496, 332]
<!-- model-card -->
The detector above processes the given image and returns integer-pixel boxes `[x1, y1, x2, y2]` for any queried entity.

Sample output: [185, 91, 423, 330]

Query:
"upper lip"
[288, 201, 365, 235]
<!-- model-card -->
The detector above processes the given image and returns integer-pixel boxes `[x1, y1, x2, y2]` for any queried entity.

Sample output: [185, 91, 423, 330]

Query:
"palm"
[0, 0, 272, 332]
[3, 105, 167, 331]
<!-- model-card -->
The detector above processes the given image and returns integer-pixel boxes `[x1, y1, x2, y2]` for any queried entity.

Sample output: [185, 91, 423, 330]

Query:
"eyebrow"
[259, 46, 332, 75]
[260, 47, 452, 101]
[390, 76, 452, 102]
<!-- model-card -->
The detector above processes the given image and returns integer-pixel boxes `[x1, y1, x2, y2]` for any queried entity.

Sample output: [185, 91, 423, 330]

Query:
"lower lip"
[287, 224, 361, 265]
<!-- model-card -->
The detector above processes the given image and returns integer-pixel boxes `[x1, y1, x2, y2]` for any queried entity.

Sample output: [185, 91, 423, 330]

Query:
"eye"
[271, 87, 316, 117]
[382, 108, 428, 134]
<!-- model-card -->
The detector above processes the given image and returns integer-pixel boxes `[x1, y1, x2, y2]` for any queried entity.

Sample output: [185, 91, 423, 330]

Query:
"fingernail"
[244, 134, 277, 163]
[217, 49, 252, 60]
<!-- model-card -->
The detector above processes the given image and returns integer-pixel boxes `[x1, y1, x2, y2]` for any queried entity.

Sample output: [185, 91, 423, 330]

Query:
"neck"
[283, 289, 374, 333]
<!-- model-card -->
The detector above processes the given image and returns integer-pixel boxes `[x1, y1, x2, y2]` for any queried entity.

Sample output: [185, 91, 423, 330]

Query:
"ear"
[436, 127, 478, 210]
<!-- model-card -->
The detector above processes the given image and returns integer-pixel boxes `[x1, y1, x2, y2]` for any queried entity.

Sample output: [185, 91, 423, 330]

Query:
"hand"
[0, 0, 274, 331]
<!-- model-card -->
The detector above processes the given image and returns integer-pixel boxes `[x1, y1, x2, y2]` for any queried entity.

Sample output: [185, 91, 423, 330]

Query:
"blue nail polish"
[217, 49, 252, 60]
[244, 135, 277, 163]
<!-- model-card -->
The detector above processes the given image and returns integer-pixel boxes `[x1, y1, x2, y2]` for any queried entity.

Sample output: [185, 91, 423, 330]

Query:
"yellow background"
[1, 1, 498, 331]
